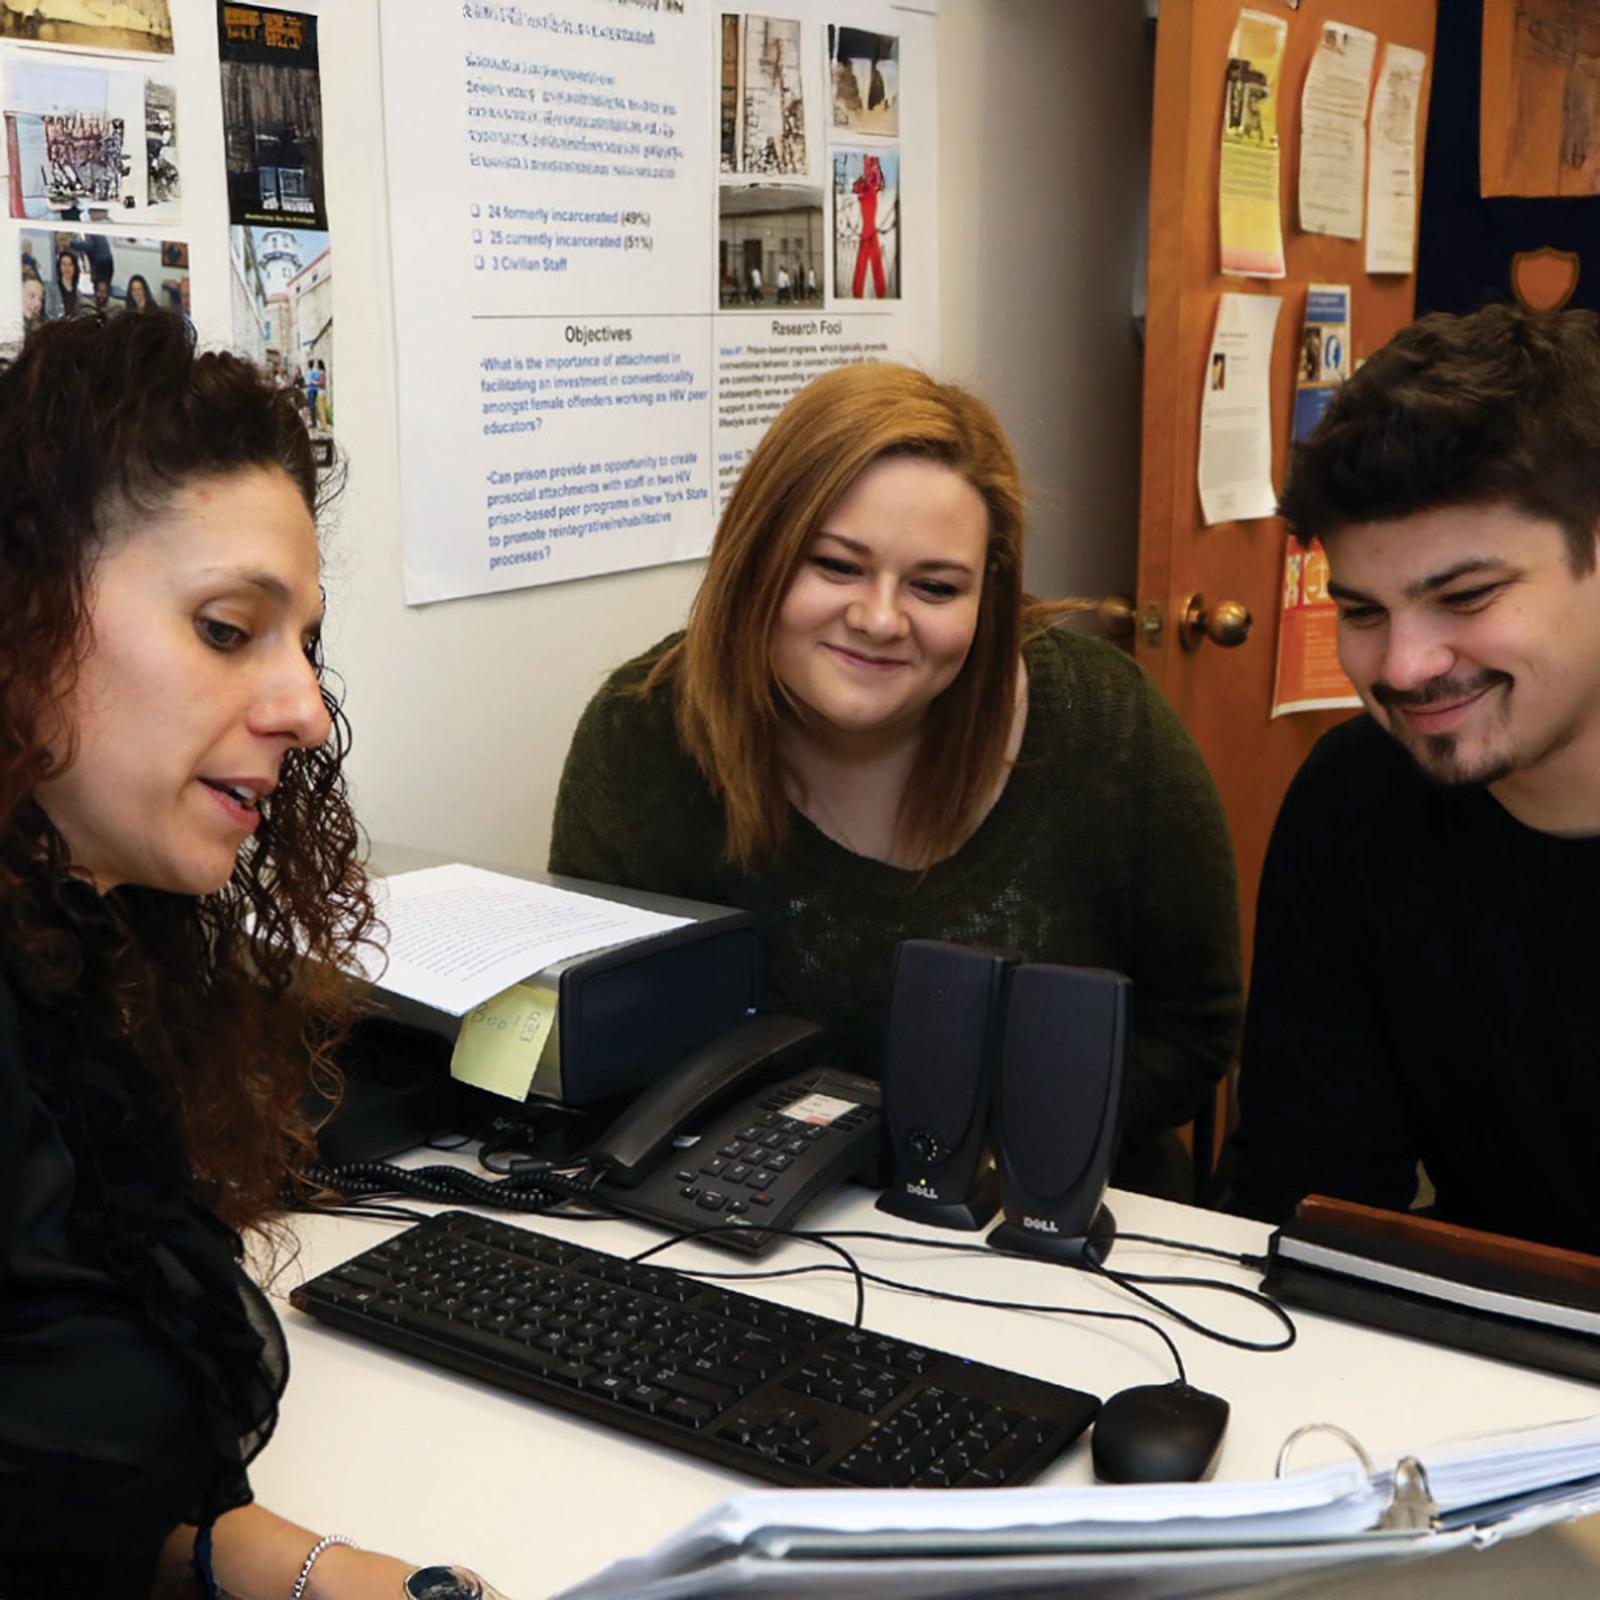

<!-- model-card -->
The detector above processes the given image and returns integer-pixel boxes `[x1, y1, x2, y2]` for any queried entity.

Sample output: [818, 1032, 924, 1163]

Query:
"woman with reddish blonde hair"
[551, 362, 1241, 1197]
[0, 314, 507, 1599]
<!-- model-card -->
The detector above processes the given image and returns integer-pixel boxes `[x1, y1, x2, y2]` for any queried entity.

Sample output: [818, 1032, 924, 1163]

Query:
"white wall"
[4, 0, 1148, 871]
[314, 4, 706, 871]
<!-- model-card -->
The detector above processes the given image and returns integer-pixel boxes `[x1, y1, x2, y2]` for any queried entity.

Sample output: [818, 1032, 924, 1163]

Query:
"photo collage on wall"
[717, 14, 901, 311]
[218, 2, 333, 460]
[2, 0, 184, 354]
[0, 1, 333, 463]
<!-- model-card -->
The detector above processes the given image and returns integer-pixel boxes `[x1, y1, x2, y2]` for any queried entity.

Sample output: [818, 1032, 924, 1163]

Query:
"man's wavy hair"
[1280, 303, 1600, 574]
[0, 312, 375, 1233]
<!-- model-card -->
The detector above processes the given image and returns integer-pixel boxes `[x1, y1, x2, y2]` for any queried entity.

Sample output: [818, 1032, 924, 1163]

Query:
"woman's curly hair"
[0, 312, 376, 1233]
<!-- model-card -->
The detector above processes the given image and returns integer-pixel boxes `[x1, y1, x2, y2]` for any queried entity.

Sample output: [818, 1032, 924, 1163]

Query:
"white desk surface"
[251, 1183, 1600, 1599]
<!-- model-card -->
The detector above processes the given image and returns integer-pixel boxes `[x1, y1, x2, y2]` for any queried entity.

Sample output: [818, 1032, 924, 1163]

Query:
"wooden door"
[1138, 0, 1438, 960]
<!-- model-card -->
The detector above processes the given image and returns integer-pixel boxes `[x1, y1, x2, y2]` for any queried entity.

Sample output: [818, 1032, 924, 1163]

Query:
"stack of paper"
[352, 863, 690, 1016]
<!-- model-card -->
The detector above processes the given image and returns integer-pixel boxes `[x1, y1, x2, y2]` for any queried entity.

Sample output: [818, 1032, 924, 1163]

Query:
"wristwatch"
[401, 1567, 510, 1600]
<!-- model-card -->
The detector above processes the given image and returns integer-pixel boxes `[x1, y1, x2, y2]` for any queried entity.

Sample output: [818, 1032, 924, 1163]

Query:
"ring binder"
[1274, 1421, 1440, 1531]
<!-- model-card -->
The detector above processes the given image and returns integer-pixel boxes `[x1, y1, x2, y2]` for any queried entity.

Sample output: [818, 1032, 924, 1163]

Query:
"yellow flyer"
[1219, 8, 1288, 279]
[1271, 537, 1362, 717]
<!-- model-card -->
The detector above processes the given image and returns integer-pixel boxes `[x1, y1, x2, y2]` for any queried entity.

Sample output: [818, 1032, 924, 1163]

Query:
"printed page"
[1297, 22, 1376, 240]
[357, 863, 689, 1015]
[378, 0, 937, 604]
[1365, 43, 1427, 275]
[1196, 291, 1282, 526]
[1218, 8, 1287, 279]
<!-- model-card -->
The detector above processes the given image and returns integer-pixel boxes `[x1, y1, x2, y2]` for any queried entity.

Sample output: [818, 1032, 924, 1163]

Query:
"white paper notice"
[376, 0, 938, 605]
[1198, 293, 1282, 526]
[1365, 43, 1427, 275]
[357, 864, 690, 1016]
[1298, 22, 1377, 239]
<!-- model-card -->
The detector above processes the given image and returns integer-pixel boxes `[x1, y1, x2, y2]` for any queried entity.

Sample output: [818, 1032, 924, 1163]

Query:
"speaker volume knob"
[908, 1129, 946, 1164]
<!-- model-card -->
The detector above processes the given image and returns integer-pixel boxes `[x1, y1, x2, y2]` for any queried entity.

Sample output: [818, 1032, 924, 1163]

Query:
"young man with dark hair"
[1231, 303, 1600, 1252]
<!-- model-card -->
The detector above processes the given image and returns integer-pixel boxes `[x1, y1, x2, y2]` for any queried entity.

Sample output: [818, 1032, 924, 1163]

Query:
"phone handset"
[584, 1014, 824, 1187]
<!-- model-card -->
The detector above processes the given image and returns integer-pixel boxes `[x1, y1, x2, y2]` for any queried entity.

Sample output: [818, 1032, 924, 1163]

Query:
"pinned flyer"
[1291, 283, 1350, 444]
[1366, 43, 1428, 275]
[450, 982, 559, 1102]
[1272, 537, 1361, 717]
[1197, 292, 1282, 526]
[1219, 8, 1287, 279]
[1298, 23, 1377, 240]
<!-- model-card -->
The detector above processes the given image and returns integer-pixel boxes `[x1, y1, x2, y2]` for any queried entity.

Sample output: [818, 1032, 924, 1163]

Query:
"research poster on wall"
[379, 0, 938, 605]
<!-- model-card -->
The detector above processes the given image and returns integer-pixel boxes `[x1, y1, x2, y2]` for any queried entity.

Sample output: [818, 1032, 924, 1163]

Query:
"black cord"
[305, 1158, 598, 1215]
[628, 1224, 870, 1329]
[1111, 1230, 1258, 1267]
[668, 1253, 1191, 1384]
[1085, 1259, 1297, 1353]
[304, 1200, 432, 1226]
[783, 1225, 1295, 1358]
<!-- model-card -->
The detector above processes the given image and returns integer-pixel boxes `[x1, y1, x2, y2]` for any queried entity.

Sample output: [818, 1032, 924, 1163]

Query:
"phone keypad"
[681, 1104, 866, 1217]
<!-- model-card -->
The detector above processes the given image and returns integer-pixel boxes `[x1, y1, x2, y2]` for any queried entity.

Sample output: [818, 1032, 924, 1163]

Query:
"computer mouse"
[1090, 1381, 1230, 1483]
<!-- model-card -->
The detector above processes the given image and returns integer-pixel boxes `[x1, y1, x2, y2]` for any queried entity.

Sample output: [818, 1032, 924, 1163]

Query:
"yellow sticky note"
[450, 983, 558, 1101]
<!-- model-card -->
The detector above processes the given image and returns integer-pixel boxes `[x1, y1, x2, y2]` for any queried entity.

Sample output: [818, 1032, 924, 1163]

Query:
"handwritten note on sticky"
[450, 983, 558, 1101]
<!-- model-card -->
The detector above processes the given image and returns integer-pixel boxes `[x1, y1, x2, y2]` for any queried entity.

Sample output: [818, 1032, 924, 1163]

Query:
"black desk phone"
[587, 1015, 883, 1253]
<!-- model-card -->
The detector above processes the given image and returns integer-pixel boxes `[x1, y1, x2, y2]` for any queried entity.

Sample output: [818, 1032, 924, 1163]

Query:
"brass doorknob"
[1096, 595, 1136, 638]
[1093, 595, 1166, 647]
[1179, 593, 1252, 651]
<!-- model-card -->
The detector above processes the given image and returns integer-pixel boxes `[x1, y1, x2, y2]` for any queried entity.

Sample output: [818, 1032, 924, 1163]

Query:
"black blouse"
[0, 897, 286, 1599]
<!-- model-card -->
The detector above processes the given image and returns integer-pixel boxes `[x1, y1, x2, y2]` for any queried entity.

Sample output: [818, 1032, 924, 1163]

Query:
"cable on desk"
[765, 1225, 1297, 1362]
[1084, 1259, 1297, 1354]
[304, 1158, 599, 1214]
[617, 1220, 1190, 1383]
[627, 1223, 870, 1331]
[1110, 1230, 1263, 1269]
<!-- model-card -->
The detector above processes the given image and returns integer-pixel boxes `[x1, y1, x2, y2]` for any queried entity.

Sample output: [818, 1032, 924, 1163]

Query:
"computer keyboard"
[291, 1210, 1100, 1489]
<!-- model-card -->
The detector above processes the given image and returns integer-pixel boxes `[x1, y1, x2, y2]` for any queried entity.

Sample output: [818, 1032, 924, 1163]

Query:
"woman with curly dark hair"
[0, 314, 445, 1598]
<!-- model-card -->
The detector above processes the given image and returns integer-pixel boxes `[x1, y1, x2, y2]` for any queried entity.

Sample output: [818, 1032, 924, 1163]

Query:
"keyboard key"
[660, 1395, 715, 1428]
[623, 1383, 669, 1412]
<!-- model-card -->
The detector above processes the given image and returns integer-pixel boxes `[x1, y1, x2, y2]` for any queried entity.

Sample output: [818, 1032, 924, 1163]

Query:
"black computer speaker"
[875, 940, 1004, 1229]
[988, 963, 1130, 1264]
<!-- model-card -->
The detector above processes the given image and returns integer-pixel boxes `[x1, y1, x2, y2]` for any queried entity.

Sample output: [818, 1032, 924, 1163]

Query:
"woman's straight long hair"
[648, 361, 1040, 869]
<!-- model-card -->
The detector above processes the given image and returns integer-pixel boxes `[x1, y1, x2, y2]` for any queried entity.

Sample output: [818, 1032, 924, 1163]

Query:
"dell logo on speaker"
[905, 1181, 939, 1199]
[1023, 1216, 1059, 1233]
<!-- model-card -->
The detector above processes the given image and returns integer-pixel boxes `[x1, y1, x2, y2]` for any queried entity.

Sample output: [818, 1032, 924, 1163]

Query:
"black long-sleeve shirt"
[0, 898, 284, 1598]
[1232, 715, 1600, 1253]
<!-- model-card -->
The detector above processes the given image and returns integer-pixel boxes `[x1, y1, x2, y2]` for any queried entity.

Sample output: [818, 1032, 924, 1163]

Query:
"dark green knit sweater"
[549, 627, 1241, 1199]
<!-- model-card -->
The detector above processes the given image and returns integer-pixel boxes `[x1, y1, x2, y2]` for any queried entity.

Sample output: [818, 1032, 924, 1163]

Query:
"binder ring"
[1275, 1422, 1375, 1478]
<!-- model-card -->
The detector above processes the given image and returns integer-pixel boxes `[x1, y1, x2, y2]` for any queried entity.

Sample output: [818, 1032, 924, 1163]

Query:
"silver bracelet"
[291, 1534, 359, 1600]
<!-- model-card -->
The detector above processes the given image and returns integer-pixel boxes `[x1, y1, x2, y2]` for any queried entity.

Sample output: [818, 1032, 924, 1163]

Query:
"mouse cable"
[1083, 1258, 1297, 1354]
[800, 1226, 1297, 1357]
[627, 1222, 1190, 1384]
[626, 1221, 870, 1331]
[617, 1222, 1196, 1388]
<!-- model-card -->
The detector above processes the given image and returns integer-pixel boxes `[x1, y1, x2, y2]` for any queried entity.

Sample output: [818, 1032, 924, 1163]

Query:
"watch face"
[403, 1567, 506, 1600]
